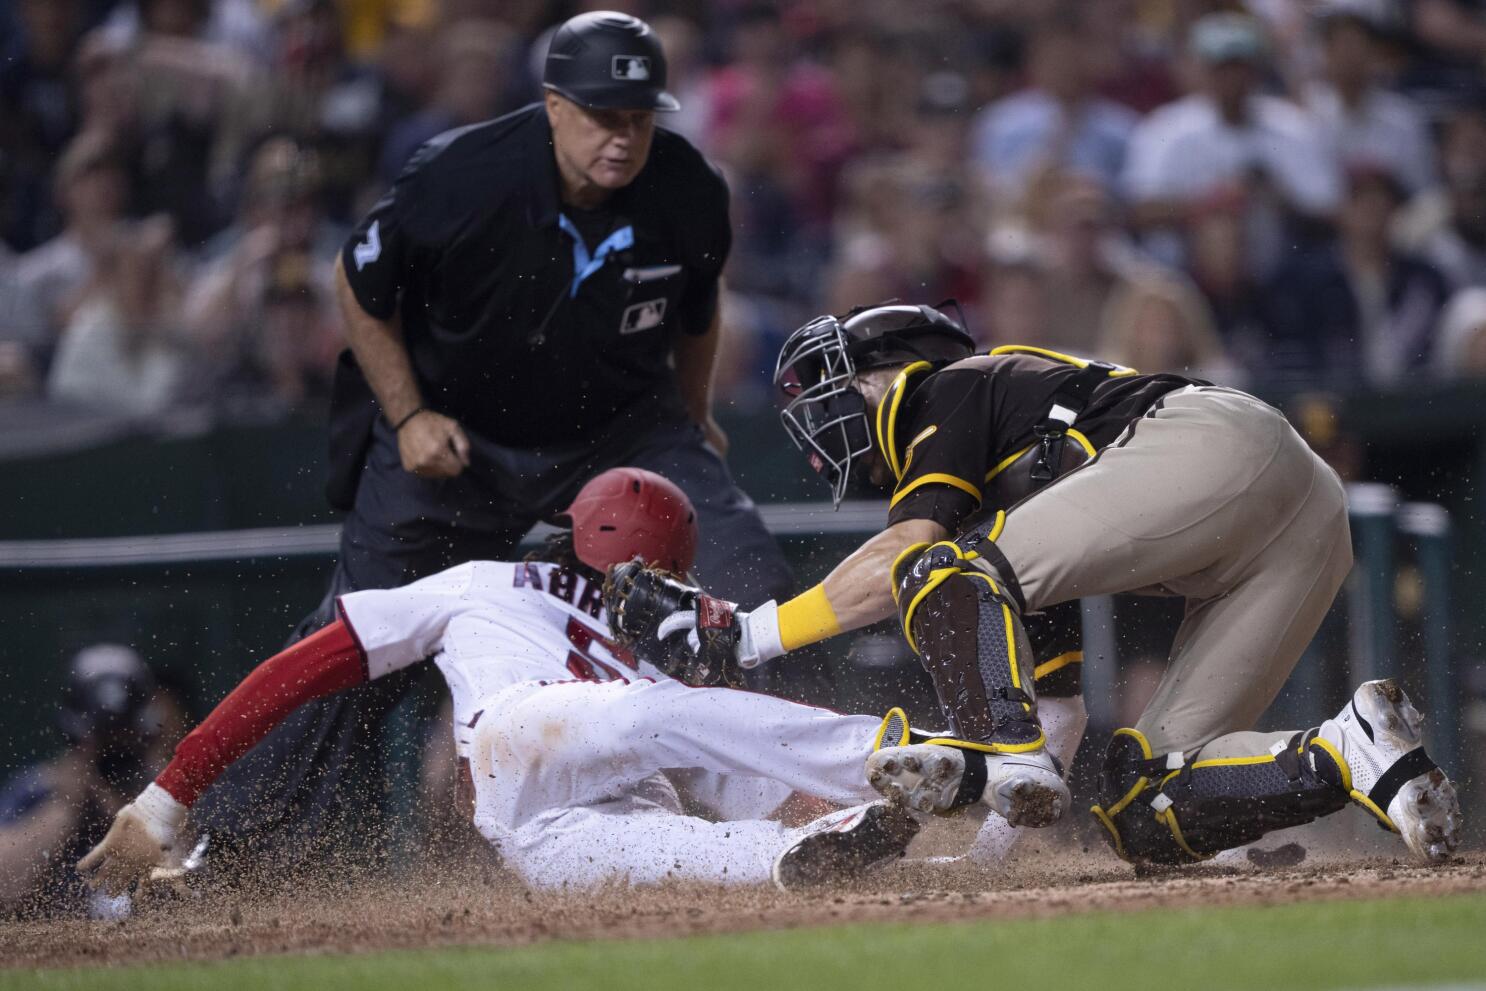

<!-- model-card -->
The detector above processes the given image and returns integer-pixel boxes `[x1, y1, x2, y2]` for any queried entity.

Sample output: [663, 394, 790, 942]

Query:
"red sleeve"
[155, 619, 366, 807]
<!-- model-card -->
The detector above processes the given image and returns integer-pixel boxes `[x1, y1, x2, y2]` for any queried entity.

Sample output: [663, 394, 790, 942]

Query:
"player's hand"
[604, 561, 745, 687]
[77, 784, 188, 897]
[397, 410, 471, 478]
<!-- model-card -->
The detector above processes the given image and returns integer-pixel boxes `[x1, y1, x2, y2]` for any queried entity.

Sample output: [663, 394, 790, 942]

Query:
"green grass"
[10, 893, 1486, 991]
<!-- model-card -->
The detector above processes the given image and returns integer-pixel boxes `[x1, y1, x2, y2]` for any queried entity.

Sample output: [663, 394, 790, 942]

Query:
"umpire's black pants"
[194, 403, 797, 864]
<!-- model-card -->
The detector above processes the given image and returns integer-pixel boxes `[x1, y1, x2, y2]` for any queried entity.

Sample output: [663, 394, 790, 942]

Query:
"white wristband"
[134, 782, 188, 830]
[741, 600, 785, 668]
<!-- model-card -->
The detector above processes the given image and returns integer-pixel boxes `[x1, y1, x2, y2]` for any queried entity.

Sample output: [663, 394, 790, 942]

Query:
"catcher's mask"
[774, 302, 975, 506]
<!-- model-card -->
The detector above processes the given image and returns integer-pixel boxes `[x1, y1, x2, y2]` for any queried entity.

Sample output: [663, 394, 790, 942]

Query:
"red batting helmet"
[559, 467, 698, 574]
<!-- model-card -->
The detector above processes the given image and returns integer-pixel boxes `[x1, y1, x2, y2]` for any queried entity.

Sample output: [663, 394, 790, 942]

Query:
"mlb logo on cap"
[612, 55, 651, 81]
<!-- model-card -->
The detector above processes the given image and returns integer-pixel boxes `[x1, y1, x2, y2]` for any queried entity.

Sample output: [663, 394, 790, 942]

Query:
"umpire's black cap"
[543, 11, 680, 112]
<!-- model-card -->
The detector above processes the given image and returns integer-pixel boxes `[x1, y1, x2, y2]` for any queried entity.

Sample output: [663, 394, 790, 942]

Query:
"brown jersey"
[883, 351, 1201, 531]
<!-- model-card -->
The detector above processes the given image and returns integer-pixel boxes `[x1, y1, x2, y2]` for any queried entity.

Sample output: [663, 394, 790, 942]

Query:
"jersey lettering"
[564, 617, 622, 682]
[548, 567, 577, 604]
[512, 562, 542, 588]
[576, 578, 604, 620]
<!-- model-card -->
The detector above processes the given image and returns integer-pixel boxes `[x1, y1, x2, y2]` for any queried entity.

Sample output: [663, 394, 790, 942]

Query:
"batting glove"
[77, 783, 188, 896]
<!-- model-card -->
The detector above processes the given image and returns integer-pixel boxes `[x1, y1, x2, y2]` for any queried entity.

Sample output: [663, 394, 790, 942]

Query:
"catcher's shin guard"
[892, 515, 1042, 751]
[1090, 728, 1351, 865]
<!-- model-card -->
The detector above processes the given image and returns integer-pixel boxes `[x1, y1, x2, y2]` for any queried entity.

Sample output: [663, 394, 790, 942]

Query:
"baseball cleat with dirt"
[1318, 679, 1462, 863]
[866, 744, 966, 814]
[771, 801, 922, 891]
[866, 743, 1069, 828]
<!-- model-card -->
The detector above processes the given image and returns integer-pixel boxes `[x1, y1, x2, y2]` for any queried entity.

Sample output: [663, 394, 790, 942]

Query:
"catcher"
[78, 469, 929, 893]
[608, 303, 1462, 866]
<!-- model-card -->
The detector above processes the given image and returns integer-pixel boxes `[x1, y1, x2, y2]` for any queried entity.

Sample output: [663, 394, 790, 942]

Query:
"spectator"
[1433, 286, 1486, 376]
[0, 0, 89, 251]
[1304, 3, 1435, 195]
[650, 16, 710, 146]
[0, 242, 36, 398]
[826, 72, 987, 316]
[0, 646, 162, 919]
[970, 9, 1138, 205]
[183, 139, 340, 409]
[236, 0, 390, 223]
[1409, 0, 1486, 99]
[977, 229, 1049, 348]
[1184, 195, 1268, 351]
[826, 161, 986, 318]
[72, 30, 138, 140]
[99, 0, 271, 64]
[712, 6, 859, 306]
[113, 0, 260, 244]
[1396, 103, 1486, 290]
[47, 214, 186, 414]
[375, 20, 442, 137]
[706, 2, 856, 233]
[1097, 273, 1245, 384]
[1084, 0, 1180, 115]
[1264, 166, 1449, 388]
[829, 25, 957, 158]
[378, 20, 516, 183]
[5, 129, 129, 379]
[1033, 174, 1158, 355]
[1123, 12, 1342, 280]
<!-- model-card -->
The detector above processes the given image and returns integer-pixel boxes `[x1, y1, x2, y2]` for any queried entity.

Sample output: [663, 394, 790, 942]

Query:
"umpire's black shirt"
[340, 104, 730, 447]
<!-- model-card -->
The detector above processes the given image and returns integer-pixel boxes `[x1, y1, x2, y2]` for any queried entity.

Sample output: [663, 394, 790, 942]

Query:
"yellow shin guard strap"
[777, 584, 842, 651]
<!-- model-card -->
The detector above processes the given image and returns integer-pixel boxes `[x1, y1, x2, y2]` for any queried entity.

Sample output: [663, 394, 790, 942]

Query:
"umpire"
[196, 11, 795, 860]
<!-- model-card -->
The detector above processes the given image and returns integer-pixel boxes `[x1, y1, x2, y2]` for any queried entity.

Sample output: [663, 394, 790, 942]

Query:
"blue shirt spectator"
[970, 14, 1137, 201]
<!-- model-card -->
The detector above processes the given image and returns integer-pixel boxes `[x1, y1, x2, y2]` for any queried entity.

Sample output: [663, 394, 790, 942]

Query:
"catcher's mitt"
[603, 560, 746, 688]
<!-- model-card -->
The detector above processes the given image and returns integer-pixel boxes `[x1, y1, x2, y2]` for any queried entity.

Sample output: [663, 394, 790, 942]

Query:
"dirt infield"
[4, 816, 1484, 972]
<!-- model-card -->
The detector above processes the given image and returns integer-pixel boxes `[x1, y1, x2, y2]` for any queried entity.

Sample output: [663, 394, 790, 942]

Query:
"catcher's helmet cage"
[774, 303, 975, 506]
[543, 11, 680, 112]
[556, 467, 698, 574]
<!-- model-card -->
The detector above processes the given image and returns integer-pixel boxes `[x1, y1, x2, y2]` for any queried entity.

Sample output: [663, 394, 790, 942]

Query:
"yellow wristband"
[777, 584, 842, 651]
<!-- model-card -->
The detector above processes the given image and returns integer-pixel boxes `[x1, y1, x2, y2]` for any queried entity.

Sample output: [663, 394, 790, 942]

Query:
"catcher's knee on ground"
[893, 516, 1041, 750]
[1090, 728, 1351, 865]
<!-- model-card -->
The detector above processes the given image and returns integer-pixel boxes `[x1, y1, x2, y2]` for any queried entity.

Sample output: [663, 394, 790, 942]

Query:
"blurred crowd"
[7, 0, 1486, 421]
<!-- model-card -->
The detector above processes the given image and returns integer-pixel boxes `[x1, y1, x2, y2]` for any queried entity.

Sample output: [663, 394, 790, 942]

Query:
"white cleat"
[1319, 679, 1462, 863]
[866, 743, 1069, 828]
[771, 801, 921, 891]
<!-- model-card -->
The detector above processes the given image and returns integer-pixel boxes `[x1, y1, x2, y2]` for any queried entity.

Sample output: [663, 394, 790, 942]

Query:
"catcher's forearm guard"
[603, 560, 746, 688]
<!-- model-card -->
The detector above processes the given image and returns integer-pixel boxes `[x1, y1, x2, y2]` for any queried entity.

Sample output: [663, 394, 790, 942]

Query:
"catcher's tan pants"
[996, 386, 1353, 755]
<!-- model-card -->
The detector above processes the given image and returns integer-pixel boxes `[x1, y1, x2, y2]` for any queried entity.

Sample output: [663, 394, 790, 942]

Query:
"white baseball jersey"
[336, 559, 890, 886]
[338, 559, 663, 759]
